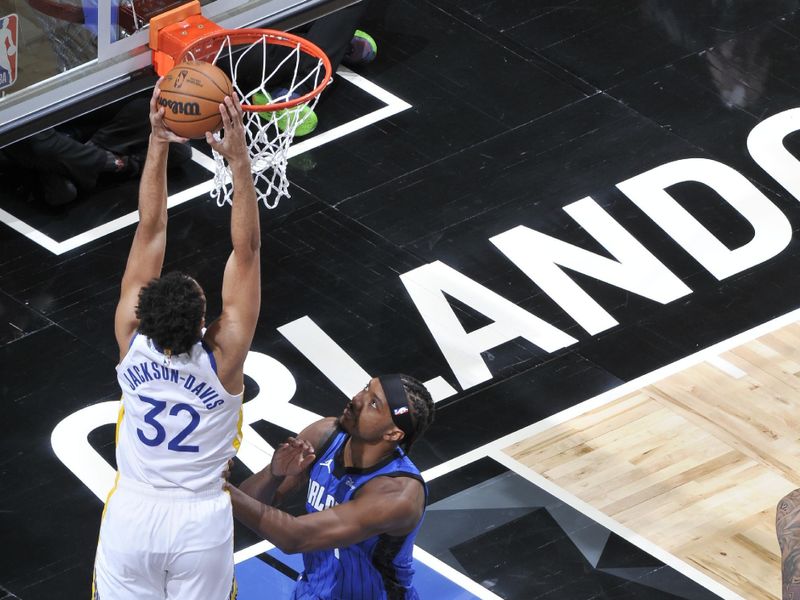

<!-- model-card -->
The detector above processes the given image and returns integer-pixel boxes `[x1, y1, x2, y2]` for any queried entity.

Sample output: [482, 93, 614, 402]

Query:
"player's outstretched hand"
[150, 78, 189, 145]
[271, 437, 316, 478]
[205, 93, 249, 168]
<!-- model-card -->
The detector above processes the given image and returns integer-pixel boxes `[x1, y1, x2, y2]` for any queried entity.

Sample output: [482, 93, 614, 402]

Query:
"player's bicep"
[222, 249, 261, 317]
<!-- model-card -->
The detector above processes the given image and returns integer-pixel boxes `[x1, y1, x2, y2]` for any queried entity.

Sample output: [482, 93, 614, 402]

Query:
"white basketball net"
[184, 34, 327, 208]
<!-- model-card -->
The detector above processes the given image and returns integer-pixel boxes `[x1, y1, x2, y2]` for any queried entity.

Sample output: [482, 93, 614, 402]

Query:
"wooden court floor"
[504, 322, 800, 599]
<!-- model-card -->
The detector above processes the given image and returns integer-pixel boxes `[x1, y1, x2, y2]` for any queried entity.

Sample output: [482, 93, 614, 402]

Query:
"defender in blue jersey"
[228, 374, 435, 599]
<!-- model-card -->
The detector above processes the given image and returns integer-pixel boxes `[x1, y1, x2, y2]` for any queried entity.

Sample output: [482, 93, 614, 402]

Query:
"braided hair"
[399, 374, 435, 452]
[136, 271, 205, 356]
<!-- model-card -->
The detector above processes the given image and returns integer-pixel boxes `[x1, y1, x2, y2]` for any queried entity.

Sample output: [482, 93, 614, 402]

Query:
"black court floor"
[4, 0, 800, 598]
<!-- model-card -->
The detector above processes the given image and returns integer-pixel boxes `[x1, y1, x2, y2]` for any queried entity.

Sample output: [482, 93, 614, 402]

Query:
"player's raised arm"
[114, 81, 188, 360]
[203, 94, 261, 394]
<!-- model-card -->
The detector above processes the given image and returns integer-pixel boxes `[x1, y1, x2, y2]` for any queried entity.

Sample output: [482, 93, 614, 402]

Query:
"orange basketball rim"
[149, 0, 333, 113]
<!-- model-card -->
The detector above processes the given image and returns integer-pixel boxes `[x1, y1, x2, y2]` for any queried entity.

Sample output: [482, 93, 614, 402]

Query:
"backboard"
[0, 0, 360, 148]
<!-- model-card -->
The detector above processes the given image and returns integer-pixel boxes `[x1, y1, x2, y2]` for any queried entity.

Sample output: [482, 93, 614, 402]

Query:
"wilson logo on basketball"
[158, 97, 201, 116]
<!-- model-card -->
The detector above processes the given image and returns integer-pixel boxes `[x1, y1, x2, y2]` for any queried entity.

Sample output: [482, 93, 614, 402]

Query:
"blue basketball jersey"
[293, 429, 426, 600]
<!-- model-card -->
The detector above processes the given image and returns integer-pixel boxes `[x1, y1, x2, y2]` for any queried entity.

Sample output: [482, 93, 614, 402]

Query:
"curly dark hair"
[135, 271, 205, 356]
[399, 374, 435, 452]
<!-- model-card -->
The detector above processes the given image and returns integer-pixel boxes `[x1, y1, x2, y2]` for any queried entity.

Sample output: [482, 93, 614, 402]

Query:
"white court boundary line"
[413, 547, 503, 600]
[418, 306, 800, 485]
[234, 541, 502, 600]
[288, 67, 412, 158]
[0, 67, 411, 256]
[234, 540, 500, 599]
[232, 308, 800, 598]
[489, 451, 744, 600]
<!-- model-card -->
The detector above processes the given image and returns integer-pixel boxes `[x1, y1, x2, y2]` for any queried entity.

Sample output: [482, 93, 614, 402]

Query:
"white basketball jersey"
[115, 333, 243, 490]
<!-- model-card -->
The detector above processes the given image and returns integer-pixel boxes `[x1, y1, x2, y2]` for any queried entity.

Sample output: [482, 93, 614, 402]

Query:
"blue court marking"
[235, 548, 480, 599]
[235, 551, 296, 598]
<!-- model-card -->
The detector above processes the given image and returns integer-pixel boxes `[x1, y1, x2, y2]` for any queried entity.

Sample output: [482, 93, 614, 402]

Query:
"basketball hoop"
[149, 1, 333, 208]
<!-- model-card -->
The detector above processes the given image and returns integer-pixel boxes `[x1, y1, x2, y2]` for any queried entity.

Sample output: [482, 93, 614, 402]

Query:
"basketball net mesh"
[184, 35, 326, 208]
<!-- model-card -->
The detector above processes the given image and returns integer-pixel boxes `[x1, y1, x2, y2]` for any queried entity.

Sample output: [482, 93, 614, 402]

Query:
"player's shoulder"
[360, 471, 425, 501]
[299, 417, 340, 451]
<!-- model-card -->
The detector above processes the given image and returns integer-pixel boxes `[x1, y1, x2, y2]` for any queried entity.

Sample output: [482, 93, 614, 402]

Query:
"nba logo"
[0, 13, 17, 91]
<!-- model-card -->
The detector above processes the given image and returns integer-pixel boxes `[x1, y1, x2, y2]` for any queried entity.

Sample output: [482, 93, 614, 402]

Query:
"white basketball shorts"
[92, 477, 237, 600]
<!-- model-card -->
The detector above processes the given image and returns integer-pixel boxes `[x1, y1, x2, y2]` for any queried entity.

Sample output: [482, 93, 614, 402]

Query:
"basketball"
[158, 61, 233, 139]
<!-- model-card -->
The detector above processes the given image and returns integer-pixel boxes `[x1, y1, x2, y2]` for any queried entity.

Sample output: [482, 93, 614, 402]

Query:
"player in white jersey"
[92, 84, 260, 599]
